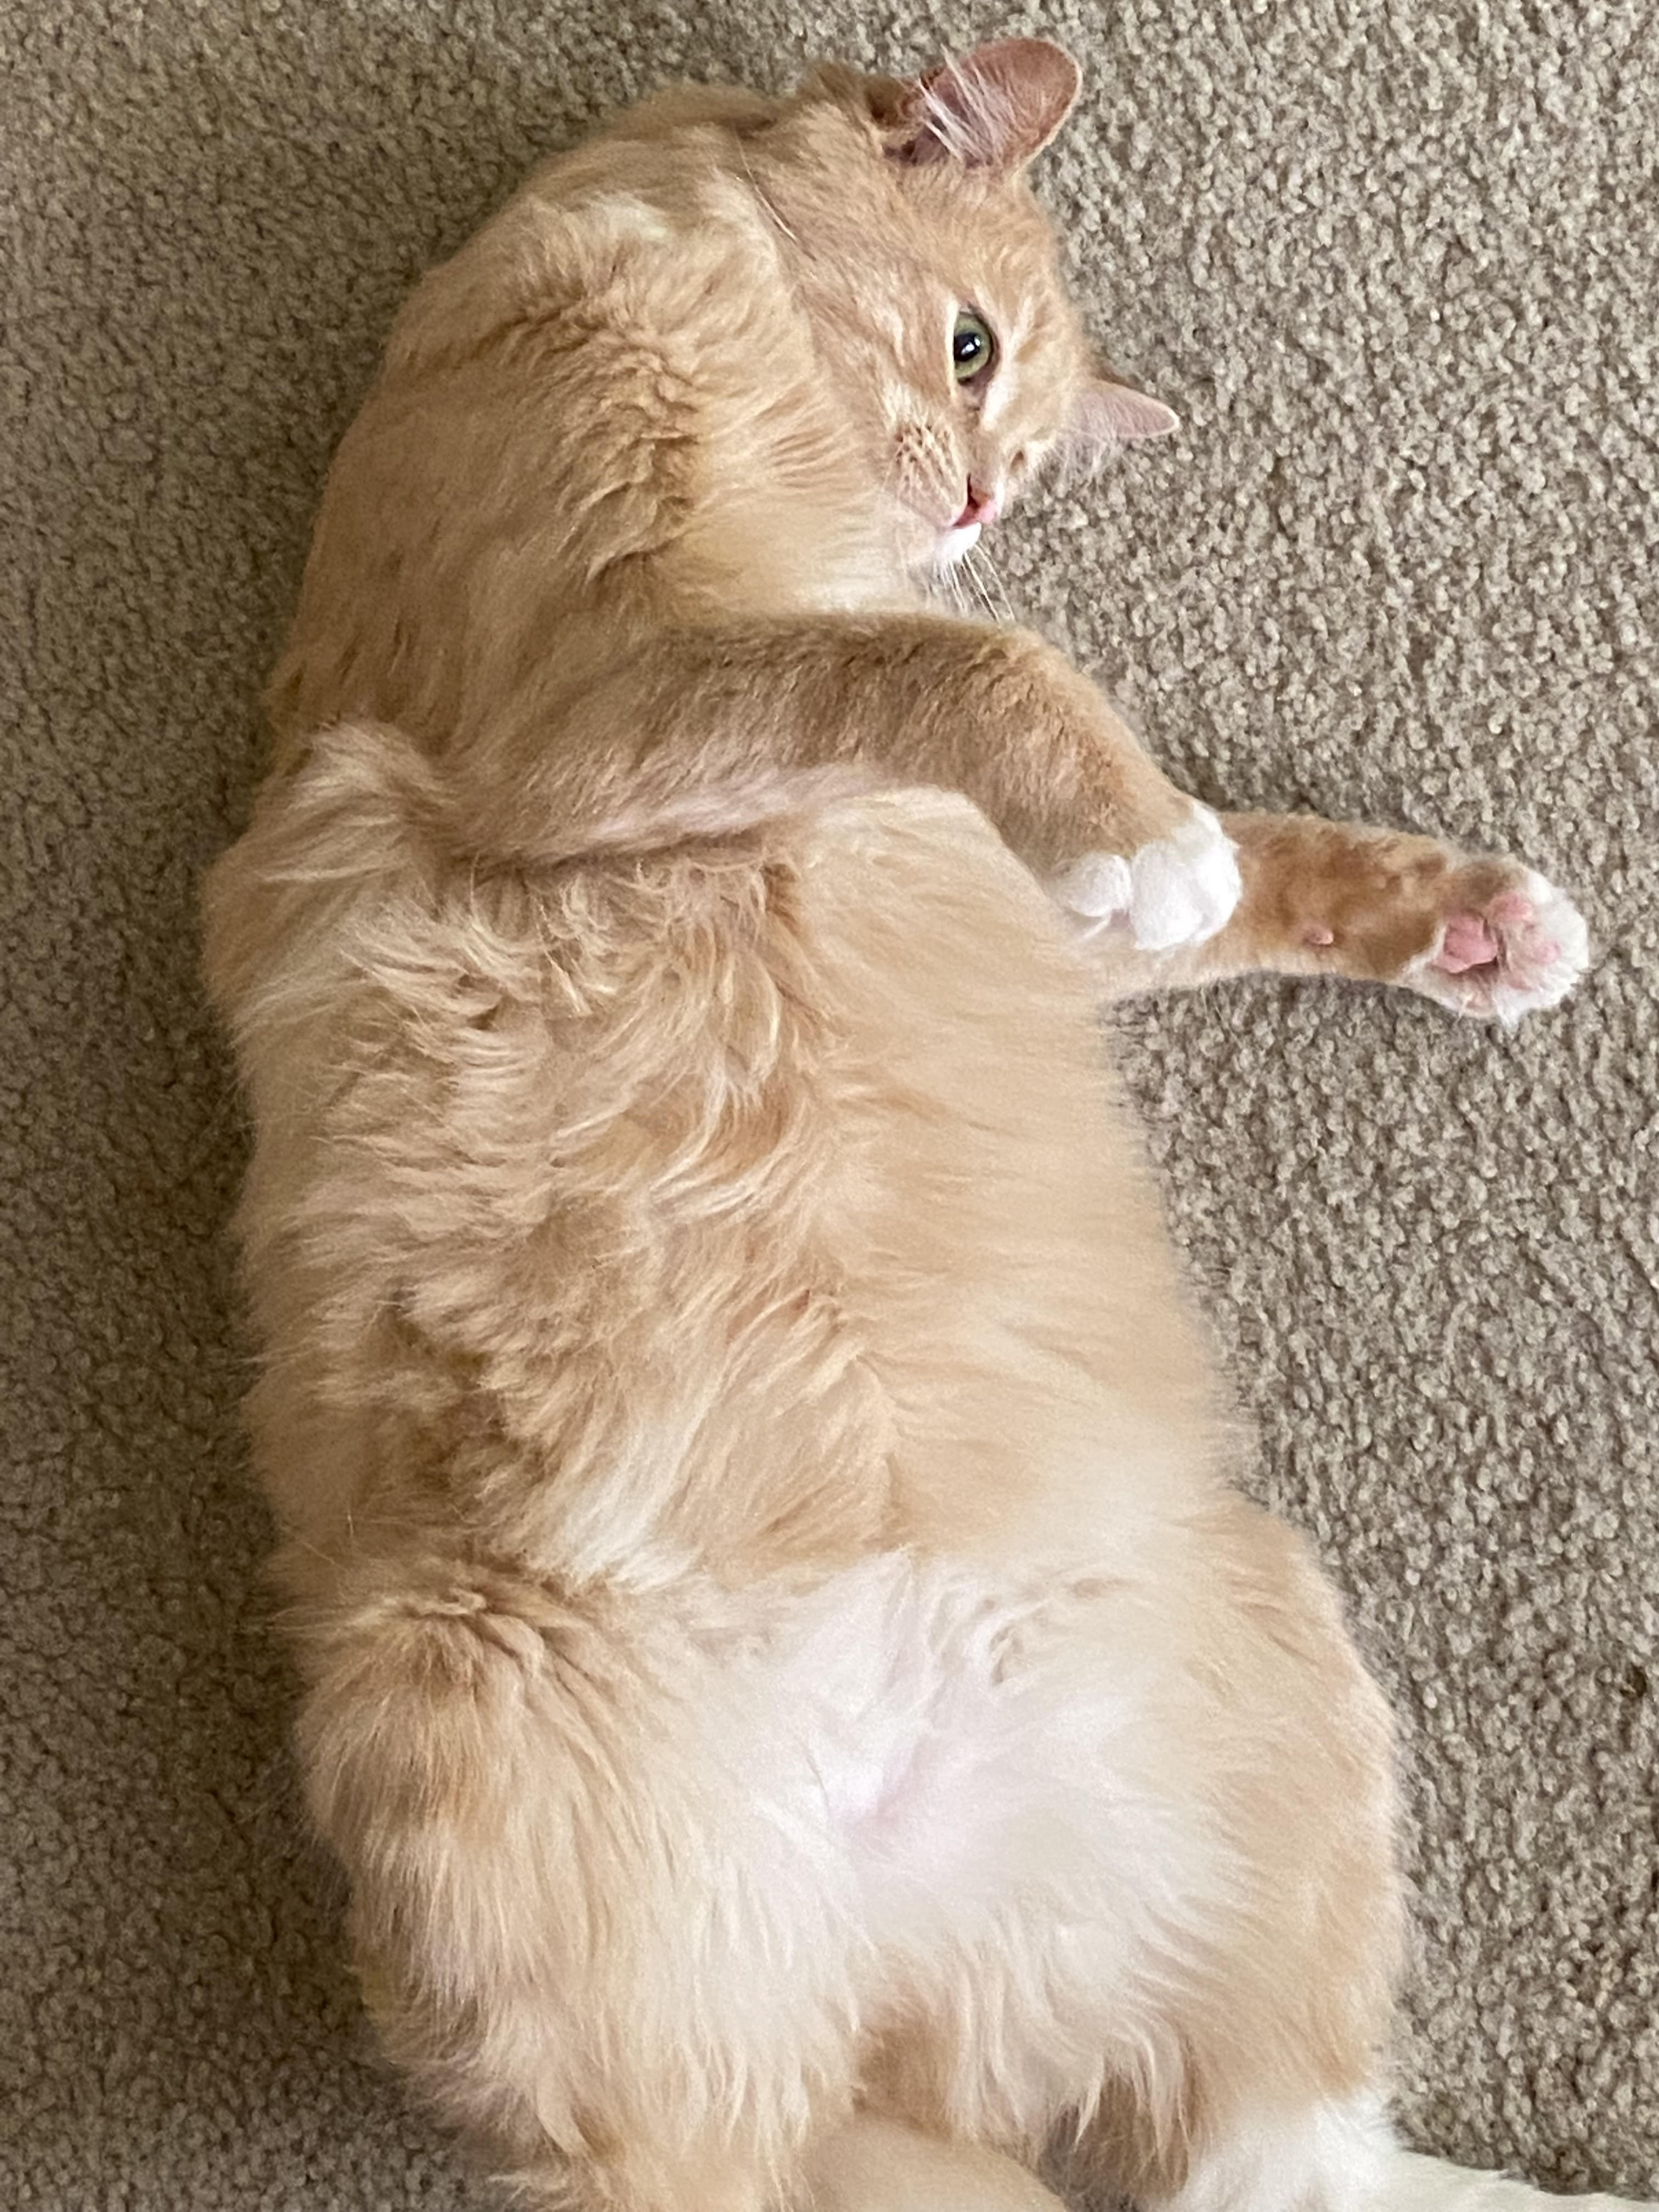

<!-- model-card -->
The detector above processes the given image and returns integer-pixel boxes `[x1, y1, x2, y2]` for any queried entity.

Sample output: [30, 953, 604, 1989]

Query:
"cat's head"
[759, 38, 1176, 577]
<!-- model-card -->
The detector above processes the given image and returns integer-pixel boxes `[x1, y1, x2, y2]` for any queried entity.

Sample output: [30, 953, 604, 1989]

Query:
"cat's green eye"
[952, 308, 997, 388]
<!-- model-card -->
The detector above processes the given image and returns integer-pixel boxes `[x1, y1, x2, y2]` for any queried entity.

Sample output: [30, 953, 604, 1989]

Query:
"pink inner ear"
[904, 38, 1082, 170]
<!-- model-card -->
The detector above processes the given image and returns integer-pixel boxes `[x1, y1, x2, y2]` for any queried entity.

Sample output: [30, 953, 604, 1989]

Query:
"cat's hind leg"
[803, 2114, 1066, 2212]
[1147, 2091, 1656, 2212]
[294, 1553, 863, 2212]
[1026, 1506, 1651, 2212]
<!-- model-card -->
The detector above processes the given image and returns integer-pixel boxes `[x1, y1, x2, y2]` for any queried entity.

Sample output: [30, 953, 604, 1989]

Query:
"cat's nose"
[953, 479, 1000, 529]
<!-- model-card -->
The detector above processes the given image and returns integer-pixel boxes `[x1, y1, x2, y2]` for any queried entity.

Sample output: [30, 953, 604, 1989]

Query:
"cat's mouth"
[952, 482, 1000, 531]
[899, 477, 1002, 576]
[935, 482, 1000, 569]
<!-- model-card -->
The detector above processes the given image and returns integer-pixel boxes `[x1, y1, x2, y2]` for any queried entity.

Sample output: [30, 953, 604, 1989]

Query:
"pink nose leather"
[953, 481, 998, 529]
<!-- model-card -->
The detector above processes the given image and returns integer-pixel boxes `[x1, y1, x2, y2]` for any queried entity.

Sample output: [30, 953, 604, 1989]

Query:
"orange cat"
[202, 39, 1628, 2212]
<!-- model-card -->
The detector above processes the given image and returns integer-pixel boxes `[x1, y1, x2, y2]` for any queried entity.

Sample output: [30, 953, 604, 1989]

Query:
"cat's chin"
[935, 521, 983, 569]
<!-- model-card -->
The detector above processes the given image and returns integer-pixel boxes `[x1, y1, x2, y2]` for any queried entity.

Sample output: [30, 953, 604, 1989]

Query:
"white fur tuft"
[1165, 2097, 1658, 2212]
[918, 59, 1022, 167]
[1053, 805, 1242, 952]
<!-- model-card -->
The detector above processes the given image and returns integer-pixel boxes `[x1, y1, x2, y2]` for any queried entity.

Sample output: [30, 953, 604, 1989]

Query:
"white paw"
[1407, 868, 1591, 1025]
[1051, 849, 1133, 921]
[1128, 805, 1244, 950]
[1053, 805, 1243, 952]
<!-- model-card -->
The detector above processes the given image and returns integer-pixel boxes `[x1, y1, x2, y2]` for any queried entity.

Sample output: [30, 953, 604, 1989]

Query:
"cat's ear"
[1071, 379, 1182, 450]
[886, 40, 1082, 172]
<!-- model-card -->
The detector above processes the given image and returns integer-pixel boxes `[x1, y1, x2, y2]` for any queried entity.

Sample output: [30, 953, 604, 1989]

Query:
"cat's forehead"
[896, 159, 1065, 283]
[751, 84, 1091, 427]
[776, 90, 1070, 286]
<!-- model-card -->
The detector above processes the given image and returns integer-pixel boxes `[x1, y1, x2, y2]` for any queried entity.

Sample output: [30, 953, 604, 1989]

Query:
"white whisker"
[966, 542, 1016, 628]
[736, 141, 798, 243]
[961, 547, 994, 623]
[930, 557, 969, 619]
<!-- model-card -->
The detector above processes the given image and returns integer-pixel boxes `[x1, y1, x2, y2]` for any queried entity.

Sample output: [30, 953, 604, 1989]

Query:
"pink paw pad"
[1436, 912, 1500, 973]
[1409, 869, 1589, 1023]
[1487, 890, 1536, 926]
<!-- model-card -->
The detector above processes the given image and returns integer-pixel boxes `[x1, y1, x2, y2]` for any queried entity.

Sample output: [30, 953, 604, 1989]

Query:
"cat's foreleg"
[1076, 812, 1589, 1024]
[453, 615, 1241, 951]
[460, 619, 1591, 1016]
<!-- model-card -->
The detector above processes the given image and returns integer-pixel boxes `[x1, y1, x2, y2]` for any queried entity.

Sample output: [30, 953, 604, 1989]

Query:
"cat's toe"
[1051, 850, 1133, 926]
[1410, 870, 1589, 1024]
[1126, 805, 1243, 952]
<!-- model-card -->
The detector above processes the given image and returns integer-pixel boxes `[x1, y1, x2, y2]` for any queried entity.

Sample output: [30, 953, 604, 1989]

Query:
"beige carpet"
[3, 0, 1655, 2204]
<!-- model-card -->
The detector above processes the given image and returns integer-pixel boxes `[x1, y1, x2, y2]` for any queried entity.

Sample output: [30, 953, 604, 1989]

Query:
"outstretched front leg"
[441, 610, 1584, 1026]
[447, 614, 1244, 934]
[1073, 811, 1589, 1023]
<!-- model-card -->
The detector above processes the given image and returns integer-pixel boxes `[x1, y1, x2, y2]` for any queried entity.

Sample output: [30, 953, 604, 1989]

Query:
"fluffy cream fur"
[202, 38, 1631, 2212]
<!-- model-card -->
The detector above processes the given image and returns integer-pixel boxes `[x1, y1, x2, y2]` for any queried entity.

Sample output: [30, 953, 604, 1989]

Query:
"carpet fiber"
[3, 2, 1656, 2205]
